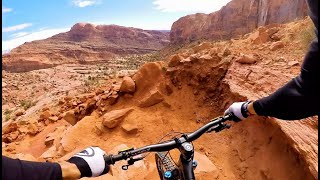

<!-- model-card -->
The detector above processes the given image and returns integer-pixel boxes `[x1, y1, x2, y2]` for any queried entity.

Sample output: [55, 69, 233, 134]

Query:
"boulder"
[139, 90, 164, 108]
[270, 41, 285, 51]
[2, 121, 18, 134]
[266, 27, 280, 36]
[63, 110, 77, 125]
[222, 47, 231, 56]
[3, 131, 20, 143]
[270, 33, 282, 41]
[27, 123, 40, 136]
[132, 62, 165, 98]
[102, 108, 134, 128]
[48, 116, 59, 122]
[120, 76, 136, 93]
[45, 135, 55, 146]
[39, 110, 51, 121]
[108, 94, 119, 105]
[121, 124, 139, 134]
[168, 54, 183, 67]
[15, 109, 25, 117]
[249, 28, 270, 44]
[236, 54, 258, 64]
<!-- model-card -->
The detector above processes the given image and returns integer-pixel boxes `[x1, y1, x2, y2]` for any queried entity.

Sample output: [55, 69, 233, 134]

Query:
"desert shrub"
[299, 21, 316, 52]
[20, 100, 36, 110]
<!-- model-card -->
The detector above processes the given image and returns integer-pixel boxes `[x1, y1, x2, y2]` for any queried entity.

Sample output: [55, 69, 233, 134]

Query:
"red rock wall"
[170, 0, 307, 44]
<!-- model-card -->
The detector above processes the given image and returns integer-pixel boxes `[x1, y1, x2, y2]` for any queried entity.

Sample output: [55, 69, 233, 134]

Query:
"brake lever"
[121, 156, 144, 170]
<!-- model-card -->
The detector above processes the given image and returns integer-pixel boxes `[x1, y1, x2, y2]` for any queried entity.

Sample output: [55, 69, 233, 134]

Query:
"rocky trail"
[2, 17, 317, 180]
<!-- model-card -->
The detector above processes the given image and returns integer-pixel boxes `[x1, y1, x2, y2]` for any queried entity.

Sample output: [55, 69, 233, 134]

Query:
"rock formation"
[170, 0, 307, 44]
[2, 23, 170, 72]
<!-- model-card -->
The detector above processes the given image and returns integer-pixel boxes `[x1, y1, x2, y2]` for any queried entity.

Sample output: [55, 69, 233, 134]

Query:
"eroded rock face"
[170, 0, 307, 44]
[2, 24, 170, 72]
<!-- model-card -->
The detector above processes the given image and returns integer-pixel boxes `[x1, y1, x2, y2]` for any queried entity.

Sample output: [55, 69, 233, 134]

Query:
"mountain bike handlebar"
[104, 113, 235, 165]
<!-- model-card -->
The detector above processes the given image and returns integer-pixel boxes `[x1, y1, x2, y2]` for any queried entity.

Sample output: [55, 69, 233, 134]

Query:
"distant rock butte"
[170, 0, 307, 44]
[2, 23, 170, 72]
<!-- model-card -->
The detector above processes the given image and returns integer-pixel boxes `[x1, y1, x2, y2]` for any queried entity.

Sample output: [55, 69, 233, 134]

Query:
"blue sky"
[2, 0, 231, 52]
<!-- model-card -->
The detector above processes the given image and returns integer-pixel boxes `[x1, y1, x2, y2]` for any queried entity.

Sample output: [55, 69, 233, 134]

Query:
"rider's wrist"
[241, 101, 253, 117]
[247, 101, 257, 115]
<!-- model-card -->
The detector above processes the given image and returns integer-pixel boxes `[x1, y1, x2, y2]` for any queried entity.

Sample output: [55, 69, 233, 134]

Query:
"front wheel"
[155, 152, 180, 180]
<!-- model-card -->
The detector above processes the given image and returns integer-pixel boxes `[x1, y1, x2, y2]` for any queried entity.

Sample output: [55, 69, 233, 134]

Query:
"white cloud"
[9, 32, 30, 38]
[2, 28, 69, 52]
[153, 0, 232, 13]
[3, 23, 33, 33]
[2, 7, 12, 13]
[72, 0, 98, 7]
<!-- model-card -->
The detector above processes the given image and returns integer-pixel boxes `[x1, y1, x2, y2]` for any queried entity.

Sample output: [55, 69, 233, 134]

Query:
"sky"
[2, 0, 231, 53]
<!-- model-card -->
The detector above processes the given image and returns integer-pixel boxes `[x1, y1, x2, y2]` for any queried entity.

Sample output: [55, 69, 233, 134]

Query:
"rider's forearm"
[252, 75, 319, 120]
[2, 156, 63, 180]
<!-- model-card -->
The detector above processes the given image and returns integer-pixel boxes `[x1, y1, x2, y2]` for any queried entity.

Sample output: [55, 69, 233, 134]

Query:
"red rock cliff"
[2, 23, 170, 72]
[170, 0, 307, 44]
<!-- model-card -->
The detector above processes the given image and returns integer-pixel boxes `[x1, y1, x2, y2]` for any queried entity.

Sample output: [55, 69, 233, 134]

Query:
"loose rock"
[270, 41, 285, 51]
[63, 110, 77, 125]
[121, 124, 139, 134]
[102, 108, 134, 128]
[236, 54, 258, 64]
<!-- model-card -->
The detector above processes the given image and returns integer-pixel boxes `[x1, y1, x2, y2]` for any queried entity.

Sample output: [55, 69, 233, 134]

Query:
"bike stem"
[178, 142, 195, 180]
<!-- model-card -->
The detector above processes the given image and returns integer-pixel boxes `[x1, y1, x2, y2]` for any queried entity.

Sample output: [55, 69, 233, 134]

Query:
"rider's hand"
[67, 146, 110, 178]
[224, 101, 252, 120]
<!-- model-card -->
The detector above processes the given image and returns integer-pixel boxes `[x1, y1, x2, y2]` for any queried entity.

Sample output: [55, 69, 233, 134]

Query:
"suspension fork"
[178, 142, 195, 180]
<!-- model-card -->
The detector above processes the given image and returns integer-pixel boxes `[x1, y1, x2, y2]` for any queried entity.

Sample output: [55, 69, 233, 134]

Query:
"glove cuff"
[68, 157, 92, 178]
[241, 101, 252, 118]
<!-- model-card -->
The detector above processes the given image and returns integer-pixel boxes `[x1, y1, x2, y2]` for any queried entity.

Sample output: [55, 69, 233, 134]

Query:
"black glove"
[67, 146, 110, 178]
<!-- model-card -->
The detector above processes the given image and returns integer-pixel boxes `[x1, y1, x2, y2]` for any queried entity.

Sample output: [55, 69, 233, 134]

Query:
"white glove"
[224, 101, 251, 120]
[67, 146, 110, 177]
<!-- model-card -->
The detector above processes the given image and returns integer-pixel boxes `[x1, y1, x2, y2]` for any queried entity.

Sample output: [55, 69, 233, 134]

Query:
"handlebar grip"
[104, 154, 126, 165]
[226, 112, 241, 122]
[104, 154, 114, 165]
